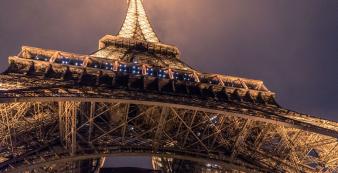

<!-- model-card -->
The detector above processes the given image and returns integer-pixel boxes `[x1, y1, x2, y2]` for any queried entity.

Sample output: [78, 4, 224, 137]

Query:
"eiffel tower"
[0, 0, 337, 172]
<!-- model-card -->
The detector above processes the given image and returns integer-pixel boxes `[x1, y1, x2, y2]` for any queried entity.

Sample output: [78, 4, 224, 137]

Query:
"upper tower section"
[118, 0, 159, 43]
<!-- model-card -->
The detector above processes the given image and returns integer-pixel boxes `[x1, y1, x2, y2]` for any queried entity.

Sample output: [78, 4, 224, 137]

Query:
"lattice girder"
[0, 100, 337, 173]
[0, 1, 337, 172]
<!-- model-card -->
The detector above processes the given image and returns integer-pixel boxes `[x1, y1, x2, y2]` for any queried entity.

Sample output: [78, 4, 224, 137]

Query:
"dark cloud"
[0, 0, 337, 121]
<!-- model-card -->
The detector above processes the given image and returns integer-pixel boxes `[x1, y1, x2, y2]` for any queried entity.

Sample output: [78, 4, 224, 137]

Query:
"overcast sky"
[0, 0, 337, 121]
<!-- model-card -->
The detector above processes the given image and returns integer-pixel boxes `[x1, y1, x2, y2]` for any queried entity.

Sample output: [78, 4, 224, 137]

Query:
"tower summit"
[118, 0, 159, 42]
[0, 1, 337, 173]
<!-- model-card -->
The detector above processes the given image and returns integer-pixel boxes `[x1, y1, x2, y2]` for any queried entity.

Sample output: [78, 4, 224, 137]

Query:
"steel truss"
[0, 99, 337, 173]
[0, 0, 337, 172]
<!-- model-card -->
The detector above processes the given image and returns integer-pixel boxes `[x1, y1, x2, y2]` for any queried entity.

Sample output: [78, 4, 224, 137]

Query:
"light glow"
[118, 0, 159, 42]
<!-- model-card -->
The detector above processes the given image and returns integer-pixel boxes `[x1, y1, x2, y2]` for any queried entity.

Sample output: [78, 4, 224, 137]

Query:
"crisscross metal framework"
[0, 95, 337, 172]
[0, 0, 337, 172]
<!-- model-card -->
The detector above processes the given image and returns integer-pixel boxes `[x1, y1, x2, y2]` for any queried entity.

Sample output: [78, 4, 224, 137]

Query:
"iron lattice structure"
[0, 0, 337, 172]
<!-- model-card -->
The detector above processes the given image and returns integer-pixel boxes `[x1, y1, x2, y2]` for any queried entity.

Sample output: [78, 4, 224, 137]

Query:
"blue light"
[119, 64, 128, 73]
[146, 68, 155, 76]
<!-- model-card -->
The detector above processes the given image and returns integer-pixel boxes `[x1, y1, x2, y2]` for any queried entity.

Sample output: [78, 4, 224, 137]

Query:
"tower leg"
[59, 101, 79, 155]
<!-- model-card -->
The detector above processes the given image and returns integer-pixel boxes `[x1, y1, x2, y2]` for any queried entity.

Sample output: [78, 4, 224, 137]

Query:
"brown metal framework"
[0, 74, 337, 172]
[0, 0, 337, 172]
[0, 97, 337, 172]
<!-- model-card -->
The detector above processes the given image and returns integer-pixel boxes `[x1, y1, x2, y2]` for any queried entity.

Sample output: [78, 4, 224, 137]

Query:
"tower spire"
[118, 0, 159, 43]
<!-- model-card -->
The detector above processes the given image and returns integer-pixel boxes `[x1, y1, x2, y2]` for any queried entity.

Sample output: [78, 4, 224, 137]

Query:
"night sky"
[0, 0, 337, 121]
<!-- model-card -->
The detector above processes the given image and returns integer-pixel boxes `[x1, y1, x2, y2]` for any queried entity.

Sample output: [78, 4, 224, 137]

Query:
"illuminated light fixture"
[196, 132, 201, 136]
[210, 115, 219, 124]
